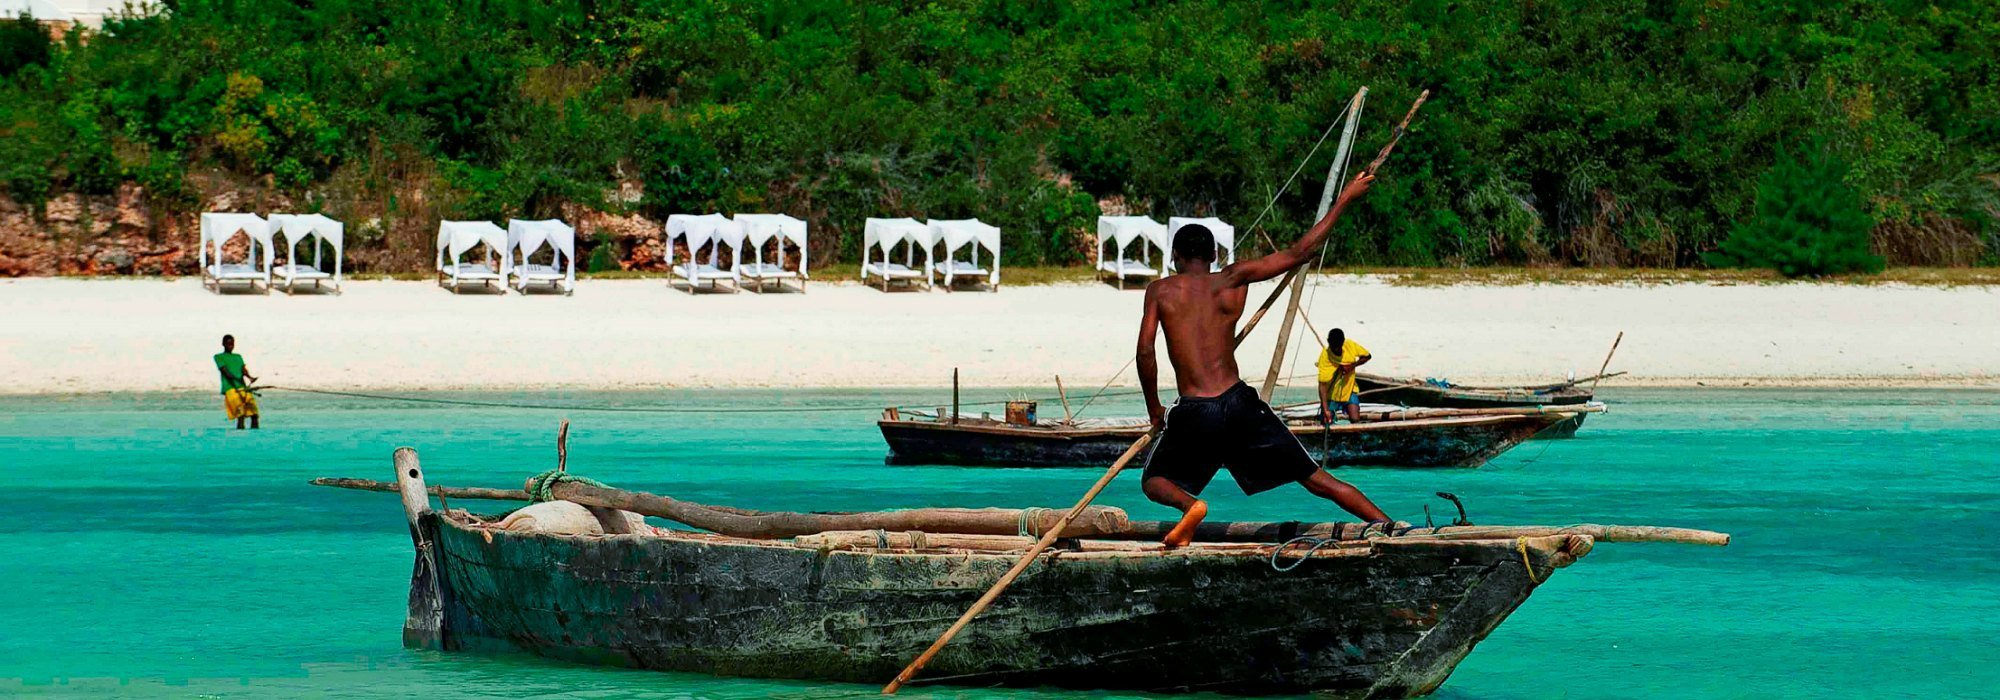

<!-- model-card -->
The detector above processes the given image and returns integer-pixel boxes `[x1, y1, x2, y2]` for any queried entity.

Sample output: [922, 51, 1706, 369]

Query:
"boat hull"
[1355, 375, 1594, 439]
[879, 413, 1565, 468]
[406, 514, 1585, 697]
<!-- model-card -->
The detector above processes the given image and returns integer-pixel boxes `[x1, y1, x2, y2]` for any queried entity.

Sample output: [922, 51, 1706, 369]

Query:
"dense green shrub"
[0, 15, 50, 77]
[0, 0, 1993, 270]
[1708, 148, 1883, 277]
[586, 232, 621, 272]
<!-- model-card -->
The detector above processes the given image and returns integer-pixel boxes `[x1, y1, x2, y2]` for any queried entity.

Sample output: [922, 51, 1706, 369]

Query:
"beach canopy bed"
[1167, 216, 1237, 272]
[733, 213, 809, 293]
[506, 219, 576, 295]
[667, 213, 745, 294]
[927, 218, 1001, 292]
[267, 213, 344, 295]
[435, 220, 509, 293]
[199, 212, 274, 294]
[860, 217, 932, 292]
[1095, 215, 1169, 289]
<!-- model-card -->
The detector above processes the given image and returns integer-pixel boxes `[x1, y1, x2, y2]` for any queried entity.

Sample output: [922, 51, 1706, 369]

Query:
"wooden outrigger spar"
[336, 448, 1726, 698]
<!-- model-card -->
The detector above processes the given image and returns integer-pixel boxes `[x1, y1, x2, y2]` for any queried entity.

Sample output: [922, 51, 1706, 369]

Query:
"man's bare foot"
[1162, 500, 1208, 548]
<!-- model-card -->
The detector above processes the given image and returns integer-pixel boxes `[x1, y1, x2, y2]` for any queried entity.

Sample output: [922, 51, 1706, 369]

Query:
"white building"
[1, 0, 160, 28]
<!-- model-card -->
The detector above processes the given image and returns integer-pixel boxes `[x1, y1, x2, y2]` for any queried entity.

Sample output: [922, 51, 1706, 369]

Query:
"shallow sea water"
[0, 387, 1994, 698]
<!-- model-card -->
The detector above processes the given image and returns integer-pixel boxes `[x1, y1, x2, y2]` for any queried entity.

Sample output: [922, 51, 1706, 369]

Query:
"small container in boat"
[1005, 401, 1038, 426]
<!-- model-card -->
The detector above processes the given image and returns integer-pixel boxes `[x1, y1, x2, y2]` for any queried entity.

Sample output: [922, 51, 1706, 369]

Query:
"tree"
[0, 15, 51, 77]
[1707, 146, 1883, 277]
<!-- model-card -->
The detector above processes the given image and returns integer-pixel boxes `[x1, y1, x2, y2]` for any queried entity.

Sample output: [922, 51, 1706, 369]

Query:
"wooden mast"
[1260, 88, 1367, 401]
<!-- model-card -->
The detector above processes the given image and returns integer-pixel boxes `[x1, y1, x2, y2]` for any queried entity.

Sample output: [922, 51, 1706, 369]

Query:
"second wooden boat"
[878, 405, 1578, 468]
[1356, 373, 1602, 437]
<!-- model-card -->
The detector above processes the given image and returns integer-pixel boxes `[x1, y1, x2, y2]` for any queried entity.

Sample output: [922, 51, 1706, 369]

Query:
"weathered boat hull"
[406, 513, 1588, 697]
[1355, 374, 1594, 439]
[879, 413, 1566, 468]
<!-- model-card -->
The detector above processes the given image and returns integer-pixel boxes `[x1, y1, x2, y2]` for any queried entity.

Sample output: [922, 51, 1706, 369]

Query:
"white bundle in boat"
[494, 501, 653, 536]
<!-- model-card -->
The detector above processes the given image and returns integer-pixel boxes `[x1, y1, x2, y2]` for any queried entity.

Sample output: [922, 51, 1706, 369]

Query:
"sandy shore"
[1, 276, 1995, 395]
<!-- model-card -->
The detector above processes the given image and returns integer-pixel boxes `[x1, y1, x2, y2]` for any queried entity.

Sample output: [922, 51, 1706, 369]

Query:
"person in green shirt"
[215, 334, 260, 429]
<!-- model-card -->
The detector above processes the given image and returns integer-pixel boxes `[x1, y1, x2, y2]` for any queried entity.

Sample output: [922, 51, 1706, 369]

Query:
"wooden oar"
[881, 433, 1154, 694]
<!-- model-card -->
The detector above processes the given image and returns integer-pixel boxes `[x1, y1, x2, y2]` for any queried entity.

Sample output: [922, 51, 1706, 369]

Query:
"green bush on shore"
[0, 0, 1994, 272]
[1709, 147, 1883, 278]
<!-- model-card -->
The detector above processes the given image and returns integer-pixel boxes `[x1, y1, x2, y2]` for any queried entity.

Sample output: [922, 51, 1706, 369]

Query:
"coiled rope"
[524, 469, 610, 502]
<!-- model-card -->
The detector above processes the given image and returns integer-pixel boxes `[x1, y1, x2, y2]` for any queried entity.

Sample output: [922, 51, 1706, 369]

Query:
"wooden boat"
[878, 404, 1584, 468]
[372, 452, 1726, 698]
[1355, 373, 1603, 438]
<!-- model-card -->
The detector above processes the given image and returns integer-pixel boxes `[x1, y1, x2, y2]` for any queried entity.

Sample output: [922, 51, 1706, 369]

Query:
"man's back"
[1147, 271, 1250, 400]
[215, 352, 246, 394]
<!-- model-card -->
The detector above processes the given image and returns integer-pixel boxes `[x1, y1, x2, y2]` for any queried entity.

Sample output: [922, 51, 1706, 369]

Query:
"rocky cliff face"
[0, 187, 692, 277]
[0, 186, 189, 276]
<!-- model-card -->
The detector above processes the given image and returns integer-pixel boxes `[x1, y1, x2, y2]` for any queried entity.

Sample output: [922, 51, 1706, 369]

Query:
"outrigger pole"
[884, 90, 1434, 695]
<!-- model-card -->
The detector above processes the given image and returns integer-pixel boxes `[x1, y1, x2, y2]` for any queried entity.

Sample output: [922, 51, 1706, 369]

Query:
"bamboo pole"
[1054, 375, 1074, 425]
[313, 477, 531, 502]
[951, 368, 960, 425]
[309, 477, 1132, 539]
[1590, 332, 1624, 395]
[881, 433, 1154, 694]
[1260, 88, 1367, 402]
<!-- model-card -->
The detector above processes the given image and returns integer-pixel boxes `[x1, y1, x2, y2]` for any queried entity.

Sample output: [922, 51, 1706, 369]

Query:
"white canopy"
[507, 219, 576, 294]
[667, 213, 745, 253]
[735, 213, 810, 290]
[666, 213, 745, 292]
[864, 217, 928, 254]
[267, 213, 344, 293]
[930, 218, 1000, 257]
[928, 218, 1001, 289]
[736, 213, 808, 249]
[199, 213, 274, 291]
[861, 217, 932, 289]
[1095, 216, 1168, 286]
[436, 220, 508, 270]
[1097, 216, 1168, 254]
[1167, 216, 1237, 270]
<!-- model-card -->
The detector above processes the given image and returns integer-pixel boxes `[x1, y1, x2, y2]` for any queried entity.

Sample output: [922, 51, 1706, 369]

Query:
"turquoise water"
[1, 387, 1994, 698]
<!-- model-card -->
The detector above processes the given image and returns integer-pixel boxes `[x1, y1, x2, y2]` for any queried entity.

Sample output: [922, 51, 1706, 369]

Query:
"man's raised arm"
[1222, 173, 1375, 287]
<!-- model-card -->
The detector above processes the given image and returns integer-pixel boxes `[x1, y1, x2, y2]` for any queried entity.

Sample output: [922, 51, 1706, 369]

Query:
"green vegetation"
[1, 0, 1995, 273]
[1709, 147, 1883, 277]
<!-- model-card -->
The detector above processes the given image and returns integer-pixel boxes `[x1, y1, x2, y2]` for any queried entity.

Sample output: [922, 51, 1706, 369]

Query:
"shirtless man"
[1137, 174, 1391, 546]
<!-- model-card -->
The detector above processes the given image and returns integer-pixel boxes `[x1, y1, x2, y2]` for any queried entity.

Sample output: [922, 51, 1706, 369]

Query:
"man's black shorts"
[1142, 381, 1320, 496]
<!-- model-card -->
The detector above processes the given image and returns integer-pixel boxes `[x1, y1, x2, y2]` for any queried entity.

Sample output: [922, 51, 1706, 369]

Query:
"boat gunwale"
[429, 511, 1590, 565]
[877, 411, 1571, 439]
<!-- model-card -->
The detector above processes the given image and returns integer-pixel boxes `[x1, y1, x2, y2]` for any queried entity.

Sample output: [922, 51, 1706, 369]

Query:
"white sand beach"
[1, 276, 1995, 395]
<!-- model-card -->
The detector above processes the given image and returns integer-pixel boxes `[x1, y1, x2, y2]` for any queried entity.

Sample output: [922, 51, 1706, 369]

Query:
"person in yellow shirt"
[1316, 328, 1371, 424]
